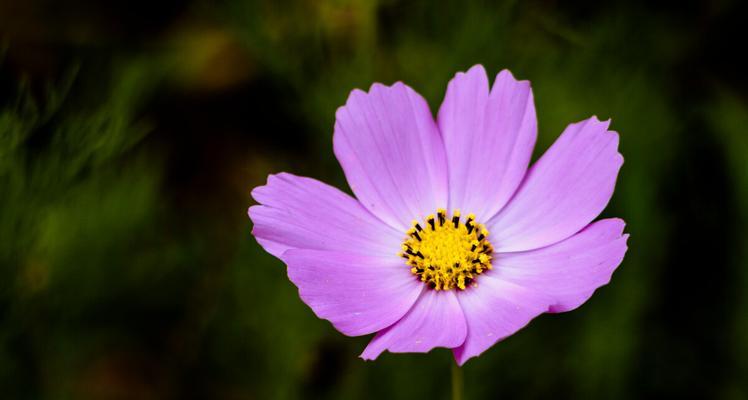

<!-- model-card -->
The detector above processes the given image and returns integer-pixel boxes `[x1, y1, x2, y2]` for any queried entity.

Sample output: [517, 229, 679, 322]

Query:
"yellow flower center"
[400, 208, 494, 291]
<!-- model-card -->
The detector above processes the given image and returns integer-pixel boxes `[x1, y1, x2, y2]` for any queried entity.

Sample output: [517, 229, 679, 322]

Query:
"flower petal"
[249, 172, 402, 258]
[452, 276, 552, 365]
[492, 218, 628, 313]
[487, 117, 623, 252]
[283, 249, 423, 337]
[437, 65, 537, 220]
[360, 289, 467, 360]
[334, 82, 449, 231]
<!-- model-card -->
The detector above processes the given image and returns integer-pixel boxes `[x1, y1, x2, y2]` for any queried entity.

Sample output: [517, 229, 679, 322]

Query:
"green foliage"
[0, 60, 166, 396]
[1, 0, 747, 398]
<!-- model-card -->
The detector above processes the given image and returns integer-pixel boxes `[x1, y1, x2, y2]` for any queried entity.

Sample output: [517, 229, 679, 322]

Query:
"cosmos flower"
[248, 65, 628, 365]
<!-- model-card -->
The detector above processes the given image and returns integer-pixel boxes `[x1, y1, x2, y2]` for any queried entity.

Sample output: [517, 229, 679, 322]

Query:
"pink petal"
[452, 276, 552, 365]
[493, 218, 628, 313]
[249, 172, 402, 259]
[334, 82, 448, 231]
[487, 117, 623, 252]
[437, 65, 536, 221]
[283, 249, 423, 337]
[452, 219, 628, 365]
[360, 289, 467, 360]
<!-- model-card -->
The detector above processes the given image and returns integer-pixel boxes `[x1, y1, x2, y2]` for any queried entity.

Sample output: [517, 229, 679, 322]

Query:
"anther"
[427, 215, 436, 230]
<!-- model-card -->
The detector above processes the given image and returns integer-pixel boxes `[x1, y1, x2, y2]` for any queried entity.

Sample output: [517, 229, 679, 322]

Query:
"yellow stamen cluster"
[400, 208, 493, 291]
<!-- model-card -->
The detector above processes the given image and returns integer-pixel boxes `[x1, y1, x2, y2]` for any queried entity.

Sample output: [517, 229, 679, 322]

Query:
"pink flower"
[248, 65, 628, 365]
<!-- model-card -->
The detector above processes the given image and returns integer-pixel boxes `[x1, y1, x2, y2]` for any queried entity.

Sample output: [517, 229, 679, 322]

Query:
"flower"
[248, 65, 628, 365]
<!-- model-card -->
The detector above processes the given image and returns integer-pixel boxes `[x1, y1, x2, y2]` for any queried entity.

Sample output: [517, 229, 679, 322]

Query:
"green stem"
[451, 361, 463, 400]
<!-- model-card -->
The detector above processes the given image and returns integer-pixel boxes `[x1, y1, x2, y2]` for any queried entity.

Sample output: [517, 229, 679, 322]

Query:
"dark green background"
[1, 0, 747, 398]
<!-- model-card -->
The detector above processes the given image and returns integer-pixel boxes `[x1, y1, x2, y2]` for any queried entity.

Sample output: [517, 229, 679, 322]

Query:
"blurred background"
[1, 0, 747, 398]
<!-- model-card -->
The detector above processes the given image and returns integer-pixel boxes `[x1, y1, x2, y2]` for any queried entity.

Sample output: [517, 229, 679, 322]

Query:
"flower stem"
[451, 361, 463, 400]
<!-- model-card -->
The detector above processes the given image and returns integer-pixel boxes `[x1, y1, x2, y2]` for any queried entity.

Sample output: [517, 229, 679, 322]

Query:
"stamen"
[400, 209, 494, 291]
[427, 215, 436, 230]
[466, 213, 476, 234]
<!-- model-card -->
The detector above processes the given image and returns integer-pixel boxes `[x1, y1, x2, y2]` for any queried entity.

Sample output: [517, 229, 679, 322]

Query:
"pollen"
[399, 209, 494, 291]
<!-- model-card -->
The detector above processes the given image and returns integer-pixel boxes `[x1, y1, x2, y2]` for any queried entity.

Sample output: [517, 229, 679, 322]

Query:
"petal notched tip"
[247, 204, 255, 219]
[588, 114, 614, 125]
[250, 172, 295, 204]
[580, 116, 618, 146]
[464, 64, 488, 78]
[369, 81, 407, 93]
[247, 204, 262, 223]
[606, 217, 627, 235]
[247, 205, 266, 244]
[335, 81, 419, 123]
[496, 68, 515, 79]
[358, 343, 382, 362]
[570, 116, 623, 164]
[577, 115, 611, 132]
[341, 81, 411, 100]
[494, 68, 530, 86]
[448, 64, 489, 89]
